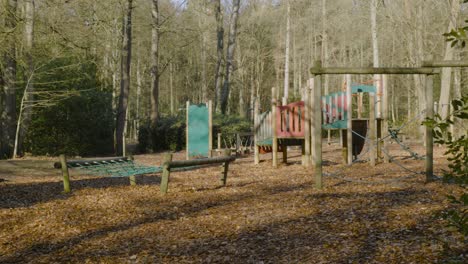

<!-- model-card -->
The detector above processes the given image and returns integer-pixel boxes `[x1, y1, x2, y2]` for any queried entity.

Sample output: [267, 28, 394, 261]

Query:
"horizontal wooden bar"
[310, 67, 437, 75]
[423, 60, 468, 68]
[166, 156, 236, 169]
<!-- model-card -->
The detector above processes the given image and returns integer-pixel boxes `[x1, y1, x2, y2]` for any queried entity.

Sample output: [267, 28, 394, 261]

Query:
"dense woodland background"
[0, 0, 466, 158]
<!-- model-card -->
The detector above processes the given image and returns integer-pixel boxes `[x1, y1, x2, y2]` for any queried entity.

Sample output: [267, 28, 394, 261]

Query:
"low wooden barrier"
[160, 149, 235, 194]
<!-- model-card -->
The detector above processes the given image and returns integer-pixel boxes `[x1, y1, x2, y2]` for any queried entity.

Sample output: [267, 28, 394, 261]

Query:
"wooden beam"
[346, 74, 353, 165]
[369, 92, 376, 167]
[186, 101, 190, 160]
[166, 155, 236, 169]
[60, 154, 71, 193]
[272, 87, 278, 168]
[312, 61, 322, 189]
[303, 79, 312, 167]
[423, 60, 468, 68]
[425, 74, 434, 182]
[208, 100, 213, 158]
[310, 67, 436, 75]
[160, 153, 173, 194]
[254, 98, 260, 165]
[220, 149, 231, 185]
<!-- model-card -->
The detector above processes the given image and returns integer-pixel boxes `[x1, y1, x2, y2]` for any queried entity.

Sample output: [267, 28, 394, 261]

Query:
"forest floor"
[0, 141, 466, 263]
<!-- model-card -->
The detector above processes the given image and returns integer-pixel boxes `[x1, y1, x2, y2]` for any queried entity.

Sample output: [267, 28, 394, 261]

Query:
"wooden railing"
[276, 101, 305, 138]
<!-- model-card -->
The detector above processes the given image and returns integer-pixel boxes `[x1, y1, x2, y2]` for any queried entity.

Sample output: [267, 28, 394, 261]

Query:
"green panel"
[322, 120, 348, 130]
[188, 103, 209, 158]
[352, 85, 376, 94]
[257, 138, 273, 146]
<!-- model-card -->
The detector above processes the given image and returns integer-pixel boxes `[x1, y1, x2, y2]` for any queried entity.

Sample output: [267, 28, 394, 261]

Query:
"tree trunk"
[283, 0, 291, 105]
[439, 0, 461, 119]
[116, 0, 133, 156]
[1, 0, 18, 158]
[150, 0, 159, 127]
[220, 0, 240, 115]
[16, 0, 35, 158]
[214, 0, 224, 112]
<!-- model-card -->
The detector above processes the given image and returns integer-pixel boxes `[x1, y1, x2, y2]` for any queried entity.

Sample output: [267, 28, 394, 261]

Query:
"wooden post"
[312, 61, 322, 189]
[425, 74, 434, 182]
[282, 140, 287, 164]
[208, 100, 213, 158]
[220, 149, 231, 185]
[342, 131, 348, 164]
[346, 74, 353, 165]
[254, 98, 260, 165]
[160, 153, 173, 194]
[303, 78, 312, 167]
[186, 101, 190, 160]
[236, 133, 241, 155]
[369, 91, 376, 167]
[272, 87, 278, 168]
[128, 155, 137, 186]
[217, 133, 222, 150]
[60, 154, 71, 193]
[382, 75, 389, 163]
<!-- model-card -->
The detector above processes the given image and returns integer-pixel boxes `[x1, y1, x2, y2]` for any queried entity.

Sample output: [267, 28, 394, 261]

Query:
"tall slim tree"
[15, 0, 35, 158]
[1, 0, 18, 158]
[439, 0, 461, 119]
[116, 0, 133, 155]
[150, 0, 160, 127]
[220, 0, 240, 114]
[213, 0, 224, 112]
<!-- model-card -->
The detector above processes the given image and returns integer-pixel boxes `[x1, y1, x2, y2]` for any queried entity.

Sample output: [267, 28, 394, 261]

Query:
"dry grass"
[0, 142, 466, 263]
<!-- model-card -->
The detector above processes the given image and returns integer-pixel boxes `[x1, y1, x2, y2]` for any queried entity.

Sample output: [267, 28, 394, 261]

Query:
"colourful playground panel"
[187, 103, 209, 158]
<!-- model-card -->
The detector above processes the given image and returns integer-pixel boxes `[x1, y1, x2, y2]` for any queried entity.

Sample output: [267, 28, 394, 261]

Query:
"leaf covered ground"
[0, 142, 466, 263]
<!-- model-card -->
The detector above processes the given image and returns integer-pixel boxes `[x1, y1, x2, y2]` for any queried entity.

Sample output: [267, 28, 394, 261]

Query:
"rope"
[323, 127, 423, 185]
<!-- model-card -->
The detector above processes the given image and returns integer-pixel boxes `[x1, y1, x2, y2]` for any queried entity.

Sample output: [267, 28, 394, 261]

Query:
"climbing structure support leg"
[160, 153, 173, 194]
[369, 92, 376, 167]
[220, 149, 231, 185]
[272, 87, 278, 168]
[312, 61, 323, 189]
[425, 74, 434, 182]
[282, 141, 287, 164]
[60, 154, 71, 193]
[382, 75, 390, 163]
[346, 74, 353, 165]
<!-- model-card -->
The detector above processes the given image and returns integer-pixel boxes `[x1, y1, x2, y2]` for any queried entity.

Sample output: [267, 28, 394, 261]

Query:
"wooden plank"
[160, 153, 173, 194]
[310, 67, 437, 75]
[425, 74, 434, 182]
[60, 154, 71, 193]
[129, 155, 136, 186]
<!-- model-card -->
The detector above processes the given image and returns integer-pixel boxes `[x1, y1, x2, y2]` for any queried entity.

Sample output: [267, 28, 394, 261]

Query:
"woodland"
[0, 0, 466, 158]
[0, 0, 467, 263]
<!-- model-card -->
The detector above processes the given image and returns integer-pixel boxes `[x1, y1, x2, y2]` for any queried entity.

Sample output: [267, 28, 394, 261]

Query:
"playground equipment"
[186, 101, 213, 159]
[55, 150, 235, 193]
[321, 84, 383, 160]
[306, 59, 468, 189]
[253, 88, 307, 167]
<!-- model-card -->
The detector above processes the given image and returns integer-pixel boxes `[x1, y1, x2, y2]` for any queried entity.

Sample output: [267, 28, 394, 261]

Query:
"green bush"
[137, 114, 252, 153]
[25, 58, 114, 157]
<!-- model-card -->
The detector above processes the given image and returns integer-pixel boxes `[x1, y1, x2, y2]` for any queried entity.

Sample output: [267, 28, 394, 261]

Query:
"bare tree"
[1, 0, 18, 158]
[16, 0, 35, 157]
[220, 0, 240, 114]
[150, 0, 160, 127]
[214, 0, 224, 112]
[116, 0, 133, 156]
[283, 0, 291, 105]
